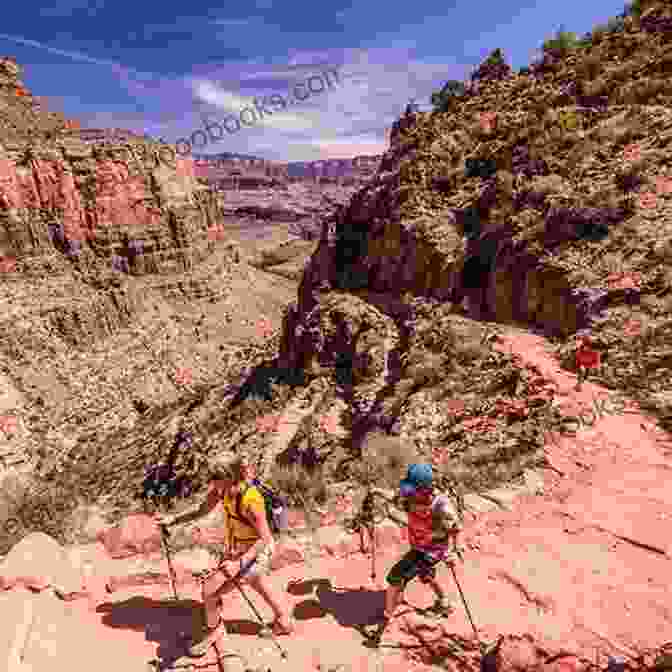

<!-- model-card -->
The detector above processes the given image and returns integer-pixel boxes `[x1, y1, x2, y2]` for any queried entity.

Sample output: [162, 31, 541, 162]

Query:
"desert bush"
[267, 462, 328, 511]
[542, 28, 581, 56]
[430, 80, 467, 112]
[622, 0, 643, 18]
[454, 205, 483, 239]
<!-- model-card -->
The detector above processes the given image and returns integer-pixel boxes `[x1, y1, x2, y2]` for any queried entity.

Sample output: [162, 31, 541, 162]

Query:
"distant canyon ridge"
[66, 128, 383, 189]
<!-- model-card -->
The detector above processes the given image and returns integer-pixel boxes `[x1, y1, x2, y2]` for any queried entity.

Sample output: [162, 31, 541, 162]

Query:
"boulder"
[99, 513, 162, 559]
[0, 589, 38, 672]
[21, 590, 143, 672]
[0, 532, 82, 596]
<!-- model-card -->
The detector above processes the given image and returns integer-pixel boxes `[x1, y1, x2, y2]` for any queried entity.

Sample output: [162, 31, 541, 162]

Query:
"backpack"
[233, 479, 288, 536]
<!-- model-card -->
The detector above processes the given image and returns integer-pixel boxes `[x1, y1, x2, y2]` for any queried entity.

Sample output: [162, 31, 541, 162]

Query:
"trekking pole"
[447, 561, 502, 672]
[220, 558, 289, 661]
[361, 491, 377, 583]
[159, 525, 180, 601]
[448, 562, 480, 647]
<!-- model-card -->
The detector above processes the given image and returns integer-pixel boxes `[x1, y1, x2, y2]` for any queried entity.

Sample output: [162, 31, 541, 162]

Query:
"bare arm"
[170, 487, 219, 527]
[244, 501, 273, 552]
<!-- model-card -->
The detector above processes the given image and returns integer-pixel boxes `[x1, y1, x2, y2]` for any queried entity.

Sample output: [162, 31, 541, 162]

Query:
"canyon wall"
[0, 58, 219, 279]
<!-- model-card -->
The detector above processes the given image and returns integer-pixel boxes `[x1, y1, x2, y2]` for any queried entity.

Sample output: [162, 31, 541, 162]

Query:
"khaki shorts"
[235, 541, 275, 581]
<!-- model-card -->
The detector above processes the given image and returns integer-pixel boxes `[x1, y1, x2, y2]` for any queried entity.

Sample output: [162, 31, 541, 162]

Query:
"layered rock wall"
[192, 154, 383, 189]
[0, 139, 218, 277]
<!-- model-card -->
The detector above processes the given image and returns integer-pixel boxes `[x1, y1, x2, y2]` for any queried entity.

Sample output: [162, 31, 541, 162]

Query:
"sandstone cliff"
[279, 0, 672, 433]
[0, 57, 294, 480]
[0, 59, 221, 280]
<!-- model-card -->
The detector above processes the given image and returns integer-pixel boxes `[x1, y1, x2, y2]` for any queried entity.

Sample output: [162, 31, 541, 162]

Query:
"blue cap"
[399, 463, 433, 496]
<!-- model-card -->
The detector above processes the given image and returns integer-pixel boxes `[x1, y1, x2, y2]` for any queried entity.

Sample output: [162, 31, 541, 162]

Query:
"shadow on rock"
[97, 596, 201, 663]
[220, 617, 266, 636]
[228, 361, 304, 408]
[288, 578, 385, 629]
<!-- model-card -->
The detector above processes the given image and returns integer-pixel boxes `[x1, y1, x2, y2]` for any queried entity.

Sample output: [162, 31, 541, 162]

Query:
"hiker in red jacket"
[575, 335, 600, 391]
[368, 463, 462, 641]
[155, 456, 293, 657]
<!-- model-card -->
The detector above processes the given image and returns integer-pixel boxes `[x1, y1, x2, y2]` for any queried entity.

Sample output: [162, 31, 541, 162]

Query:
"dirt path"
[482, 330, 672, 656]
[14, 328, 672, 672]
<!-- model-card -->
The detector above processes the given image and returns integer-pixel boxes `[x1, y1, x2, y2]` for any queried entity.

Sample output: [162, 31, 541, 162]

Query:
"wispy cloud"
[0, 32, 133, 71]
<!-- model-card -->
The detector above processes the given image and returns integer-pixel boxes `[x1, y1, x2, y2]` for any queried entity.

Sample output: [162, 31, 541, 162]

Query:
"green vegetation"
[542, 26, 582, 55]
[430, 79, 467, 112]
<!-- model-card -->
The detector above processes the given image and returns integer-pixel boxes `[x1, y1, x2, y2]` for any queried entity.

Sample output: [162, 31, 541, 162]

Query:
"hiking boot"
[187, 618, 225, 657]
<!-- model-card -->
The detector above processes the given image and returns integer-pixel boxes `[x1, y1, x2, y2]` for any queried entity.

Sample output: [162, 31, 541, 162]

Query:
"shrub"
[542, 27, 581, 55]
[430, 80, 467, 112]
[461, 236, 498, 289]
[268, 462, 328, 510]
[465, 157, 498, 179]
[471, 48, 512, 82]
[454, 206, 483, 239]
[622, 0, 643, 18]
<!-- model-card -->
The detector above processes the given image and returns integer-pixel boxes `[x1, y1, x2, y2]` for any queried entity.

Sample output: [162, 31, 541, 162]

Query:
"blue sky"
[1, 0, 627, 161]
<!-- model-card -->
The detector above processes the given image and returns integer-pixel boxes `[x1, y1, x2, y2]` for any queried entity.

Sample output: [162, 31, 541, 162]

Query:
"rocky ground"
[0, 327, 670, 672]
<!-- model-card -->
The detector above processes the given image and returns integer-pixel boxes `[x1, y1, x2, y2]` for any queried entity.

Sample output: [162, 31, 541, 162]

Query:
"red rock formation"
[0, 58, 217, 276]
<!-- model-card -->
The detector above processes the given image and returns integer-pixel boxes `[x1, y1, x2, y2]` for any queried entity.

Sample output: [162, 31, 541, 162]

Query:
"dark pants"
[386, 549, 439, 588]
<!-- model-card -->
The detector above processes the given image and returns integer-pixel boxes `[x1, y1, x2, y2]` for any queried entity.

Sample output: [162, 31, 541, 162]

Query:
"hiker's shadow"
[97, 596, 210, 664]
[289, 578, 386, 630]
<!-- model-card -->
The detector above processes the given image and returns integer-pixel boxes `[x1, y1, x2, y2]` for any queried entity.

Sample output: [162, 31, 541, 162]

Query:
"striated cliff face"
[0, 57, 285, 474]
[279, 1, 672, 434]
[0, 59, 220, 280]
[0, 140, 218, 277]
[191, 154, 382, 189]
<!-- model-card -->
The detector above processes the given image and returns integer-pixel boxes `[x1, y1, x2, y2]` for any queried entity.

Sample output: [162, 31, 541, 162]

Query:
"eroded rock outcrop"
[282, 3, 672, 345]
[0, 59, 220, 280]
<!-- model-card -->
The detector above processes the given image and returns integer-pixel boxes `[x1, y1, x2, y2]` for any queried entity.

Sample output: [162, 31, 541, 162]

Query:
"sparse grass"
[267, 462, 329, 524]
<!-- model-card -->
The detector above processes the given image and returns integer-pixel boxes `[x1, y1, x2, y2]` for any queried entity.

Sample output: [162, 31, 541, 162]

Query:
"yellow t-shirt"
[222, 484, 265, 545]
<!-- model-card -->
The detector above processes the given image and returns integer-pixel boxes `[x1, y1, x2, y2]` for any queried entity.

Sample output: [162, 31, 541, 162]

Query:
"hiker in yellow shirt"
[156, 456, 293, 657]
